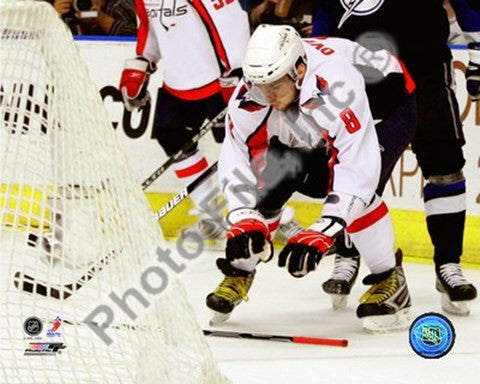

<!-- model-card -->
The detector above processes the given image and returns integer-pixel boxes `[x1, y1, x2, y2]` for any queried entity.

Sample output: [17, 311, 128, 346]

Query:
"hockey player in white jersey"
[118, 0, 250, 243]
[206, 24, 418, 333]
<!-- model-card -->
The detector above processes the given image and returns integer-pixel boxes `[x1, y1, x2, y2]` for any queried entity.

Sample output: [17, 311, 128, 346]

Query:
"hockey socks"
[424, 176, 466, 265]
[172, 150, 218, 213]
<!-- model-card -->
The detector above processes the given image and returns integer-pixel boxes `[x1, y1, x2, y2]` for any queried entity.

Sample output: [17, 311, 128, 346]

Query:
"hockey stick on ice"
[58, 319, 347, 347]
[141, 108, 226, 190]
[203, 329, 348, 347]
[13, 164, 218, 299]
[13, 249, 118, 300]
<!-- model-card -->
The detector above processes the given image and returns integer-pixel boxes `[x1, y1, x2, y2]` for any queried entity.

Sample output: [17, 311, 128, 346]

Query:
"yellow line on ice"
[146, 193, 480, 269]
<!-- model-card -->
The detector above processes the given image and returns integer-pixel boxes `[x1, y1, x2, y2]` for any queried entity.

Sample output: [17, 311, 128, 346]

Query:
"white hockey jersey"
[135, 0, 249, 100]
[220, 37, 415, 225]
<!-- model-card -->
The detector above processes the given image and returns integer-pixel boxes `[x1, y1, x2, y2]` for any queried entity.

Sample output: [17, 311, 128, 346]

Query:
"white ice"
[177, 246, 480, 384]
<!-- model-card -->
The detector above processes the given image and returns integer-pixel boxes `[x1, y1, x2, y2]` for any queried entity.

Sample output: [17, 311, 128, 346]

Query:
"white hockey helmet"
[242, 24, 306, 85]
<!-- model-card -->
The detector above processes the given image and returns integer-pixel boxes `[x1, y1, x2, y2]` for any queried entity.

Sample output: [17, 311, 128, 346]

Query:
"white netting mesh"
[0, 1, 226, 383]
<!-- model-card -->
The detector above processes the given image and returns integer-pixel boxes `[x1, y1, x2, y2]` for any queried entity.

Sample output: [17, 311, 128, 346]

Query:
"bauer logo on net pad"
[409, 312, 455, 359]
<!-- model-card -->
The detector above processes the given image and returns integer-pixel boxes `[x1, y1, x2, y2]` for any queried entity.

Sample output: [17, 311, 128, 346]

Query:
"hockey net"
[0, 1, 226, 383]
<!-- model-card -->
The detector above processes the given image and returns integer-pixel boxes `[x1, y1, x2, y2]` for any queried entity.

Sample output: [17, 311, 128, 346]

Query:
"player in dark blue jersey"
[312, 0, 479, 316]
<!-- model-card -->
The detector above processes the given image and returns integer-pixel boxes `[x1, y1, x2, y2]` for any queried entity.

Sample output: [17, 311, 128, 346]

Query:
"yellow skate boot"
[206, 259, 256, 325]
[357, 250, 412, 333]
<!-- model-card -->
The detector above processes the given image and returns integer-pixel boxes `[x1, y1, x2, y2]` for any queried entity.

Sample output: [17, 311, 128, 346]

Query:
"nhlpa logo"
[338, 0, 385, 28]
[47, 316, 62, 338]
[236, 85, 266, 112]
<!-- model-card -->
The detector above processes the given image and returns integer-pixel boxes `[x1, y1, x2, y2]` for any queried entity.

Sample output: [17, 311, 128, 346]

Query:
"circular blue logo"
[409, 313, 455, 359]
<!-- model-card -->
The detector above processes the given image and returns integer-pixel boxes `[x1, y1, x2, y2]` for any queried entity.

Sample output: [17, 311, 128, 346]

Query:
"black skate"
[180, 210, 226, 251]
[436, 263, 477, 316]
[322, 255, 360, 310]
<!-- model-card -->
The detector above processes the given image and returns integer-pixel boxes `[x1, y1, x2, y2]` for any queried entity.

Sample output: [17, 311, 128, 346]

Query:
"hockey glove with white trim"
[219, 68, 242, 103]
[226, 208, 274, 271]
[119, 57, 157, 111]
[278, 217, 345, 278]
[467, 42, 480, 101]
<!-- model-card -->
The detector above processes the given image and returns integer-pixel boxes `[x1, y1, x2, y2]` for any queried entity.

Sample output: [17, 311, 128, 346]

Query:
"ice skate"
[436, 263, 477, 316]
[322, 255, 360, 310]
[27, 232, 60, 267]
[357, 250, 412, 333]
[206, 259, 256, 325]
[276, 219, 303, 243]
[179, 209, 226, 251]
[275, 206, 303, 243]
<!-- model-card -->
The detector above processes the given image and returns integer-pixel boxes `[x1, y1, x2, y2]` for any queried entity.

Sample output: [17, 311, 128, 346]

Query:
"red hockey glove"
[467, 42, 480, 101]
[226, 208, 273, 271]
[119, 57, 156, 111]
[278, 217, 345, 278]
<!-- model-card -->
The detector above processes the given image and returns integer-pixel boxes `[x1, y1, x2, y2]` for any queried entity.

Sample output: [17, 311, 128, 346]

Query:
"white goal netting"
[0, 1, 226, 383]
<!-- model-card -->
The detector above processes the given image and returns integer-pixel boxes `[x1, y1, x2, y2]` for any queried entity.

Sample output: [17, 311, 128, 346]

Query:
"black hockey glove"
[278, 217, 344, 278]
[225, 208, 273, 271]
[466, 42, 480, 101]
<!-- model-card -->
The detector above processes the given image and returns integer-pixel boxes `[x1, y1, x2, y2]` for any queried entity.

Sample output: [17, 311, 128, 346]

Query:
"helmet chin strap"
[286, 69, 302, 104]
[291, 60, 306, 90]
[292, 77, 301, 104]
[295, 79, 302, 90]
[285, 73, 301, 103]
[287, 69, 302, 90]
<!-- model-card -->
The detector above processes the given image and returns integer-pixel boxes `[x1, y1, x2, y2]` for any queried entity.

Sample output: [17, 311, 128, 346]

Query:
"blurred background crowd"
[44, 0, 466, 44]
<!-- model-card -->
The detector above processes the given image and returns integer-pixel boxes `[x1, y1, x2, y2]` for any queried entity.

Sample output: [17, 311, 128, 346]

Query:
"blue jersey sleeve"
[312, 2, 333, 36]
[451, 0, 480, 33]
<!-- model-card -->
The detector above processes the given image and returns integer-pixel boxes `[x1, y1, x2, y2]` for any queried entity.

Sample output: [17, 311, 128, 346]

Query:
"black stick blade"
[13, 271, 72, 299]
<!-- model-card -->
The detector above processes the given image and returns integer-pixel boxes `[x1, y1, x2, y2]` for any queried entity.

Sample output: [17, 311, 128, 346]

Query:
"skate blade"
[440, 293, 471, 316]
[209, 311, 231, 326]
[362, 308, 412, 334]
[329, 294, 349, 310]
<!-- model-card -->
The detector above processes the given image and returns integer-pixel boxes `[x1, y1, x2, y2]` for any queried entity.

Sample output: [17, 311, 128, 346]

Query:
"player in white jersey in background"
[206, 24, 418, 333]
[118, 0, 249, 242]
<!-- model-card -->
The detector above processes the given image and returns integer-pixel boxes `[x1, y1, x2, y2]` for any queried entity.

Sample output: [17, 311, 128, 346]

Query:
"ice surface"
[176, 245, 480, 384]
